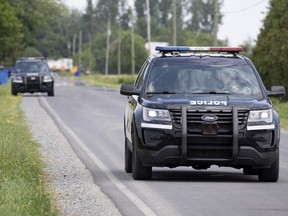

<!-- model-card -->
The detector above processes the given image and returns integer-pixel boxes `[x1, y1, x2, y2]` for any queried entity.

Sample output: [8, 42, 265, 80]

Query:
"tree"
[83, 0, 94, 34]
[252, 0, 288, 99]
[110, 31, 148, 74]
[184, 0, 223, 34]
[34, 4, 71, 58]
[95, 0, 120, 29]
[4, 0, 71, 59]
[0, 2, 23, 65]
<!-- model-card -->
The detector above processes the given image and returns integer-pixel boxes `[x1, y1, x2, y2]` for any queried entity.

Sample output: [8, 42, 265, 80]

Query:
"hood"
[141, 94, 271, 110]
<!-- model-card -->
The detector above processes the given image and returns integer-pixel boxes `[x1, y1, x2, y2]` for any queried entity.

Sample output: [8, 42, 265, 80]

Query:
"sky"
[62, 0, 270, 46]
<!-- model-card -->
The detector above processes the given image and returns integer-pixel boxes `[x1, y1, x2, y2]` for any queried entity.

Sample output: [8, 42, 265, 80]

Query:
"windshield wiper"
[146, 91, 235, 95]
[192, 91, 234, 94]
[146, 91, 179, 94]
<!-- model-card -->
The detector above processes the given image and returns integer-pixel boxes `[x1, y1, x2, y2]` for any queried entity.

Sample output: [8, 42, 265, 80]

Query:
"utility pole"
[105, 17, 111, 75]
[131, 13, 135, 75]
[88, 32, 92, 73]
[78, 30, 82, 72]
[173, 0, 177, 46]
[72, 34, 76, 56]
[213, 0, 219, 46]
[146, 0, 151, 55]
[118, 20, 122, 75]
[67, 42, 71, 58]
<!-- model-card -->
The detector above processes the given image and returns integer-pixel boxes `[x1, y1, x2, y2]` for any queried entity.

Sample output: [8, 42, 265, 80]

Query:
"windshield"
[15, 61, 50, 73]
[146, 58, 263, 99]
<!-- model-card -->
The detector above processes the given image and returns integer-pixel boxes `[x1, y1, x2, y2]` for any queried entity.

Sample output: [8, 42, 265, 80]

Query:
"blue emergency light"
[155, 46, 243, 54]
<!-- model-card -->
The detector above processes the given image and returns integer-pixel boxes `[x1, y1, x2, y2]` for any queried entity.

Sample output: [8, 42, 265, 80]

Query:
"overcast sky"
[62, 0, 269, 46]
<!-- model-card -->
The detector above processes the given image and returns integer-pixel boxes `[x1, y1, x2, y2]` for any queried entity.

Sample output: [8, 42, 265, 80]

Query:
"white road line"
[40, 97, 157, 216]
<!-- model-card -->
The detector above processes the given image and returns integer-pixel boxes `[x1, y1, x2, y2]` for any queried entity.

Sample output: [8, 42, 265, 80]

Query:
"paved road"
[38, 78, 288, 216]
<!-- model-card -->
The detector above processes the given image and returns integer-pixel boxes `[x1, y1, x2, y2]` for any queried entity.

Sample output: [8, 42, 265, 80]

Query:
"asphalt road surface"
[37, 77, 288, 216]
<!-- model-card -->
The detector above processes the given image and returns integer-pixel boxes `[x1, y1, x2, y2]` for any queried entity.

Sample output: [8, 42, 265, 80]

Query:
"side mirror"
[120, 84, 140, 96]
[267, 86, 285, 97]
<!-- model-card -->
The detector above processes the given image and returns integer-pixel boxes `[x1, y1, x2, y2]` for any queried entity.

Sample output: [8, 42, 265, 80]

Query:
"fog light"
[253, 131, 273, 147]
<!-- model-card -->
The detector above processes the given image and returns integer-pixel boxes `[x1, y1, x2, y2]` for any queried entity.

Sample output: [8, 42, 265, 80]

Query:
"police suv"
[11, 57, 54, 96]
[120, 46, 285, 181]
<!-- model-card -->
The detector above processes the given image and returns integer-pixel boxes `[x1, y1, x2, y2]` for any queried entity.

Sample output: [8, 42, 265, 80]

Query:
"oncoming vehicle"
[11, 57, 54, 96]
[120, 46, 285, 182]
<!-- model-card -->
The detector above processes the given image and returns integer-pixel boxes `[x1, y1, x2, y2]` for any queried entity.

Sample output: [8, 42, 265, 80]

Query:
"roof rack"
[155, 46, 243, 55]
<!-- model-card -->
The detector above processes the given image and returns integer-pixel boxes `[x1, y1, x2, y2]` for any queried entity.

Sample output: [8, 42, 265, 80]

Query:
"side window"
[135, 61, 149, 89]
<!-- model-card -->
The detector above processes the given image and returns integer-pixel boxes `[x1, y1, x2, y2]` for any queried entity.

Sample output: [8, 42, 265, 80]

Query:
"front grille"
[170, 108, 249, 132]
[26, 77, 40, 90]
[170, 108, 249, 159]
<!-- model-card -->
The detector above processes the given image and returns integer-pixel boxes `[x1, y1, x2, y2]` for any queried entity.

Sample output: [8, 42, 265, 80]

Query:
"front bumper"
[137, 107, 279, 169]
[12, 78, 53, 93]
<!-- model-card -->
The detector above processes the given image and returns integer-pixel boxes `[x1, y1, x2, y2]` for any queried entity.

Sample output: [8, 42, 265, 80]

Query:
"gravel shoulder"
[20, 96, 122, 216]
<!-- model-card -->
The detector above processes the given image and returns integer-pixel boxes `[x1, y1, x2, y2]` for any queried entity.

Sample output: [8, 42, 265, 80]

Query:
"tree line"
[251, 0, 288, 100]
[0, 0, 224, 74]
[1, 0, 286, 100]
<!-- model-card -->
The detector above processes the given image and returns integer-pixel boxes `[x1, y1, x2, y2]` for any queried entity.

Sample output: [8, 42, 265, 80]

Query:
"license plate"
[202, 123, 218, 135]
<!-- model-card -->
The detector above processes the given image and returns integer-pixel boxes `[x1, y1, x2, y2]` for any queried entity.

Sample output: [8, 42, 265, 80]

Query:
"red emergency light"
[155, 46, 243, 54]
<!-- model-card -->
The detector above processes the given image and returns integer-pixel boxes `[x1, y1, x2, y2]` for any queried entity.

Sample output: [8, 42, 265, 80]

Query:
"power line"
[223, 0, 268, 14]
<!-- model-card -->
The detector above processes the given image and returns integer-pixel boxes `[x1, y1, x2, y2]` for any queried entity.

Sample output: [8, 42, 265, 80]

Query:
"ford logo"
[201, 114, 218, 122]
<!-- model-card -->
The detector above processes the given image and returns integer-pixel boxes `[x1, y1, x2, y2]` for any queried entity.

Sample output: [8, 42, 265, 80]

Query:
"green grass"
[272, 98, 288, 129]
[0, 84, 57, 216]
[58, 72, 137, 89]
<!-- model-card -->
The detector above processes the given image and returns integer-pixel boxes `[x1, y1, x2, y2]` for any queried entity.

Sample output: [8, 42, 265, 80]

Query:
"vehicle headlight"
[248, 109, 273, 124]
[13, 76, 23, 83]
[143, 107, 171, 122]
[43, 75, 53, 82]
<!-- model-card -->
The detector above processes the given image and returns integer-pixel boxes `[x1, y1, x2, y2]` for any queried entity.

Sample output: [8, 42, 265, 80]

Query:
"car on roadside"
[120, 46, 285, 182]
[11, 57, 54, 96]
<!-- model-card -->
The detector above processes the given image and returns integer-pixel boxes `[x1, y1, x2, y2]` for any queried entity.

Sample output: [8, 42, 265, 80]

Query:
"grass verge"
[272, 98, 288, 130]
[58, 72, 137, 89]
[0, 84, 57, 216]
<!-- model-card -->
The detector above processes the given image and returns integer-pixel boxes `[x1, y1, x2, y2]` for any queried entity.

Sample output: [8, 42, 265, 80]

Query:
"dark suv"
[11, 57, 54, 96]
[120, 46, 285, 182]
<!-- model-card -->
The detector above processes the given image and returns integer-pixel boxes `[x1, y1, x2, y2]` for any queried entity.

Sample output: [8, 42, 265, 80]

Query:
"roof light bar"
[155, 46, 243, 53]
[19, 57, 46, 61]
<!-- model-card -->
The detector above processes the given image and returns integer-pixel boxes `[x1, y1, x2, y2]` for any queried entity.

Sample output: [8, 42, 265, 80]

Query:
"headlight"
[43, 75, 53, 82]
[143, 107, 171, 122]
[12, 76, 23, 83]
[248, 109, 273, 123]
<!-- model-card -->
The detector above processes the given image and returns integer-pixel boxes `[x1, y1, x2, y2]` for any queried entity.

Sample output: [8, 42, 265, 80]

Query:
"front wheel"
[125, 138, 132, 173]
[258, 152, 279, 182]
[48, 88, 54, 96]
[132, 145, 152, 180]
[11, 89, 17, 96]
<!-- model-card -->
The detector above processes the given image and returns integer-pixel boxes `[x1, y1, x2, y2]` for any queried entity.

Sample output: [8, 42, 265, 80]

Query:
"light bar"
[19, 57, 46, 61]
[155, 46, 243, 53]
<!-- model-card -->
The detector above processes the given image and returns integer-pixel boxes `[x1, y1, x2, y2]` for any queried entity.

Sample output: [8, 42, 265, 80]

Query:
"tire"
[132, 146, 152, 180]
[11, 89, 17, 96]
[48, 88, 54, 96]
[258, 152, 279, 182]
[125, 138, 132, 173]
[243, 168, 258, 175]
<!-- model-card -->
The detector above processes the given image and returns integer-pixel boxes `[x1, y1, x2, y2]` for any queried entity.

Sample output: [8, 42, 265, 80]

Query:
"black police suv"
[11, 57, 54, 96]
[120, 46, 285, 181]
